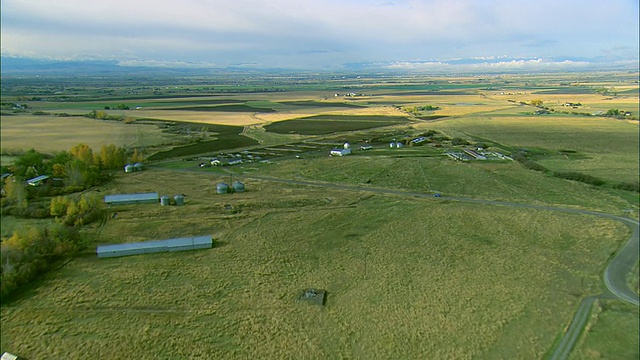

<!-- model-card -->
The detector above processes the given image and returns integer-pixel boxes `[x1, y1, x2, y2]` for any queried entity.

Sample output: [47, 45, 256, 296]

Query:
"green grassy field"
[424, 115, 639, 184]
[249, 155, 634, 214]
[570, 300, 639, 359]
[0, 168, 630, 359]
[1, 73, 638, 359]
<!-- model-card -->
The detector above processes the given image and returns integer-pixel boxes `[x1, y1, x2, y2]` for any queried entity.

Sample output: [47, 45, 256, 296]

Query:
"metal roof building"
[27, 175, 50, 186]
[104, 192, 159, 205]
[1, 352, 19, 360]
[97, 235, 213, 258]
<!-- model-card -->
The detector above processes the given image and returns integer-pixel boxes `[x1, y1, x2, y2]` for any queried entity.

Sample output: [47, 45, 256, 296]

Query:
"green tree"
[58, 193, 106, 227]
[47, 151, 73, 173]
[52, 163, 66, 177]
[131, 148, 145, 163]
[64, 159, 88, 187]
[12, 149, 44, 178]
[50, 196, 71, 217]
[99, 144, 127, 170]
[3, 177, 28, 211]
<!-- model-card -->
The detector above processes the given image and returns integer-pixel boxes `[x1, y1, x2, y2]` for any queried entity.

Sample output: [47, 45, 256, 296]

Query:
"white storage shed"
[97, 235, 213, 258]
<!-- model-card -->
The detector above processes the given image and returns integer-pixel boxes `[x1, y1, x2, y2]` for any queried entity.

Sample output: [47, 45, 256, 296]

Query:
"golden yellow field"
[0, 115, 168, 153]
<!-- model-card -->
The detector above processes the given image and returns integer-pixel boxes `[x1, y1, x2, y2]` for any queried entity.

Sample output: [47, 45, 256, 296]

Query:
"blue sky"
[1, 0, 638, 70]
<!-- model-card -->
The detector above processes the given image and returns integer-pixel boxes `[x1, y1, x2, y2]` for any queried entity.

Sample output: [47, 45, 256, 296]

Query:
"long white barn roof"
[97, 235, 212, 258]
[104, 192, 159, 203]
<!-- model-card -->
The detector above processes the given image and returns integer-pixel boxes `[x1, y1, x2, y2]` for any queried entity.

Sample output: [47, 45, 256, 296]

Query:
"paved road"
[150, 163, 638, 358]
[241, 174, 639, 359]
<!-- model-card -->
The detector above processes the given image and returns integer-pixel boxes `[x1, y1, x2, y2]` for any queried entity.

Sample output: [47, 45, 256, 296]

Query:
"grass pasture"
[424, 115, 640, 184]
[249, 156, 634, 213]
[0, 168, 631, 359]
[1, 73, 639, 359]
[570, 300, 639, 359]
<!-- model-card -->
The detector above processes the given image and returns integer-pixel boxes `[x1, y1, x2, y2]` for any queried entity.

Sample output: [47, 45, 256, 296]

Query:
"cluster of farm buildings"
[446, 148, 513, 161]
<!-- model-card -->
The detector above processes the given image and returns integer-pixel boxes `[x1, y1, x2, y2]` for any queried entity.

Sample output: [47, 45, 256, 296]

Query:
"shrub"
[612, 181, 640, 193]
[50, 194, 106, 227]
[451, 137, 470, 146]
[1, 224, 83, 302]
[553, 172, 606, 186]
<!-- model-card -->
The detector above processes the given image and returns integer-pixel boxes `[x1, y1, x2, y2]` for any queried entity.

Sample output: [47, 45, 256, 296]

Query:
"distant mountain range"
[0, 57, 210, 75]
[1, 56, 637, 76]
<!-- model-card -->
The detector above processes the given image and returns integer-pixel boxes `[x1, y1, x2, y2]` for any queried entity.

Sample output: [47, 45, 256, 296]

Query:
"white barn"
[104, 192, 159, 205]
[97, 235, 213, 258]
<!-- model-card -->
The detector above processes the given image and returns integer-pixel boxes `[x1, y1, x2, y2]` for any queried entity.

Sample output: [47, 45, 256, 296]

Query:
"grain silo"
[124, 164, 134, 173]
[160, 195, 170, 206]
[174, 194, 185, 206]
[232, 181, 245, 193]
[216, 182, 230, 194]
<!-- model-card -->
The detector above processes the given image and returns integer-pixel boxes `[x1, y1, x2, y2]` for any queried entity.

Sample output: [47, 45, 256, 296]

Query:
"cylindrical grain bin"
[216, 182, 230, 194]
[124, 164, 134, 173]
[160, 195, 170, 206]
[174, 194, 185, 206]
[232, 181, 245, 193]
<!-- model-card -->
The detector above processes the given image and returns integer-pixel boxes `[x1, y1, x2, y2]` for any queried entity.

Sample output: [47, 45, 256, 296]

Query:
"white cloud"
[1, 0, 638, 68]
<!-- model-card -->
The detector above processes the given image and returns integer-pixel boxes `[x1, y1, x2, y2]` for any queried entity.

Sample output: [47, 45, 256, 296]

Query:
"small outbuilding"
[1, 352, 19, 360]
[26, 175, 50, 186]
[97, 235, 213, 258]
[104, 192, 159, 205]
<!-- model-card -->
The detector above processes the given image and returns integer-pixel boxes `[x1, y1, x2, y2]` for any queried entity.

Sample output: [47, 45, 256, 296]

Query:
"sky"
[1, 0, 639, 71]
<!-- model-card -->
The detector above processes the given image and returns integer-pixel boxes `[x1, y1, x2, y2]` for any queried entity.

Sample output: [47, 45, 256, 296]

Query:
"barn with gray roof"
[97, 235, 213, 258]
[104, 192, 159, 205]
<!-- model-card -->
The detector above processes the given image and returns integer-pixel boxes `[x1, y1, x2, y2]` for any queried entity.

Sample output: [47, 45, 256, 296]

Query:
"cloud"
[116, 60, 218, 68]
[1, 0, 638, 68]
[380, 57, 639, 72]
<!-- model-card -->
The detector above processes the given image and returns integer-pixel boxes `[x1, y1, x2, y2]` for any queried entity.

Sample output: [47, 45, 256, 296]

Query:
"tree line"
[1, 143, 143, 302]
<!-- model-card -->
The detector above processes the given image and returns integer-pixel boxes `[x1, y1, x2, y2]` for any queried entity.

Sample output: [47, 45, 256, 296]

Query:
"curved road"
[239, 174, 639, 359]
